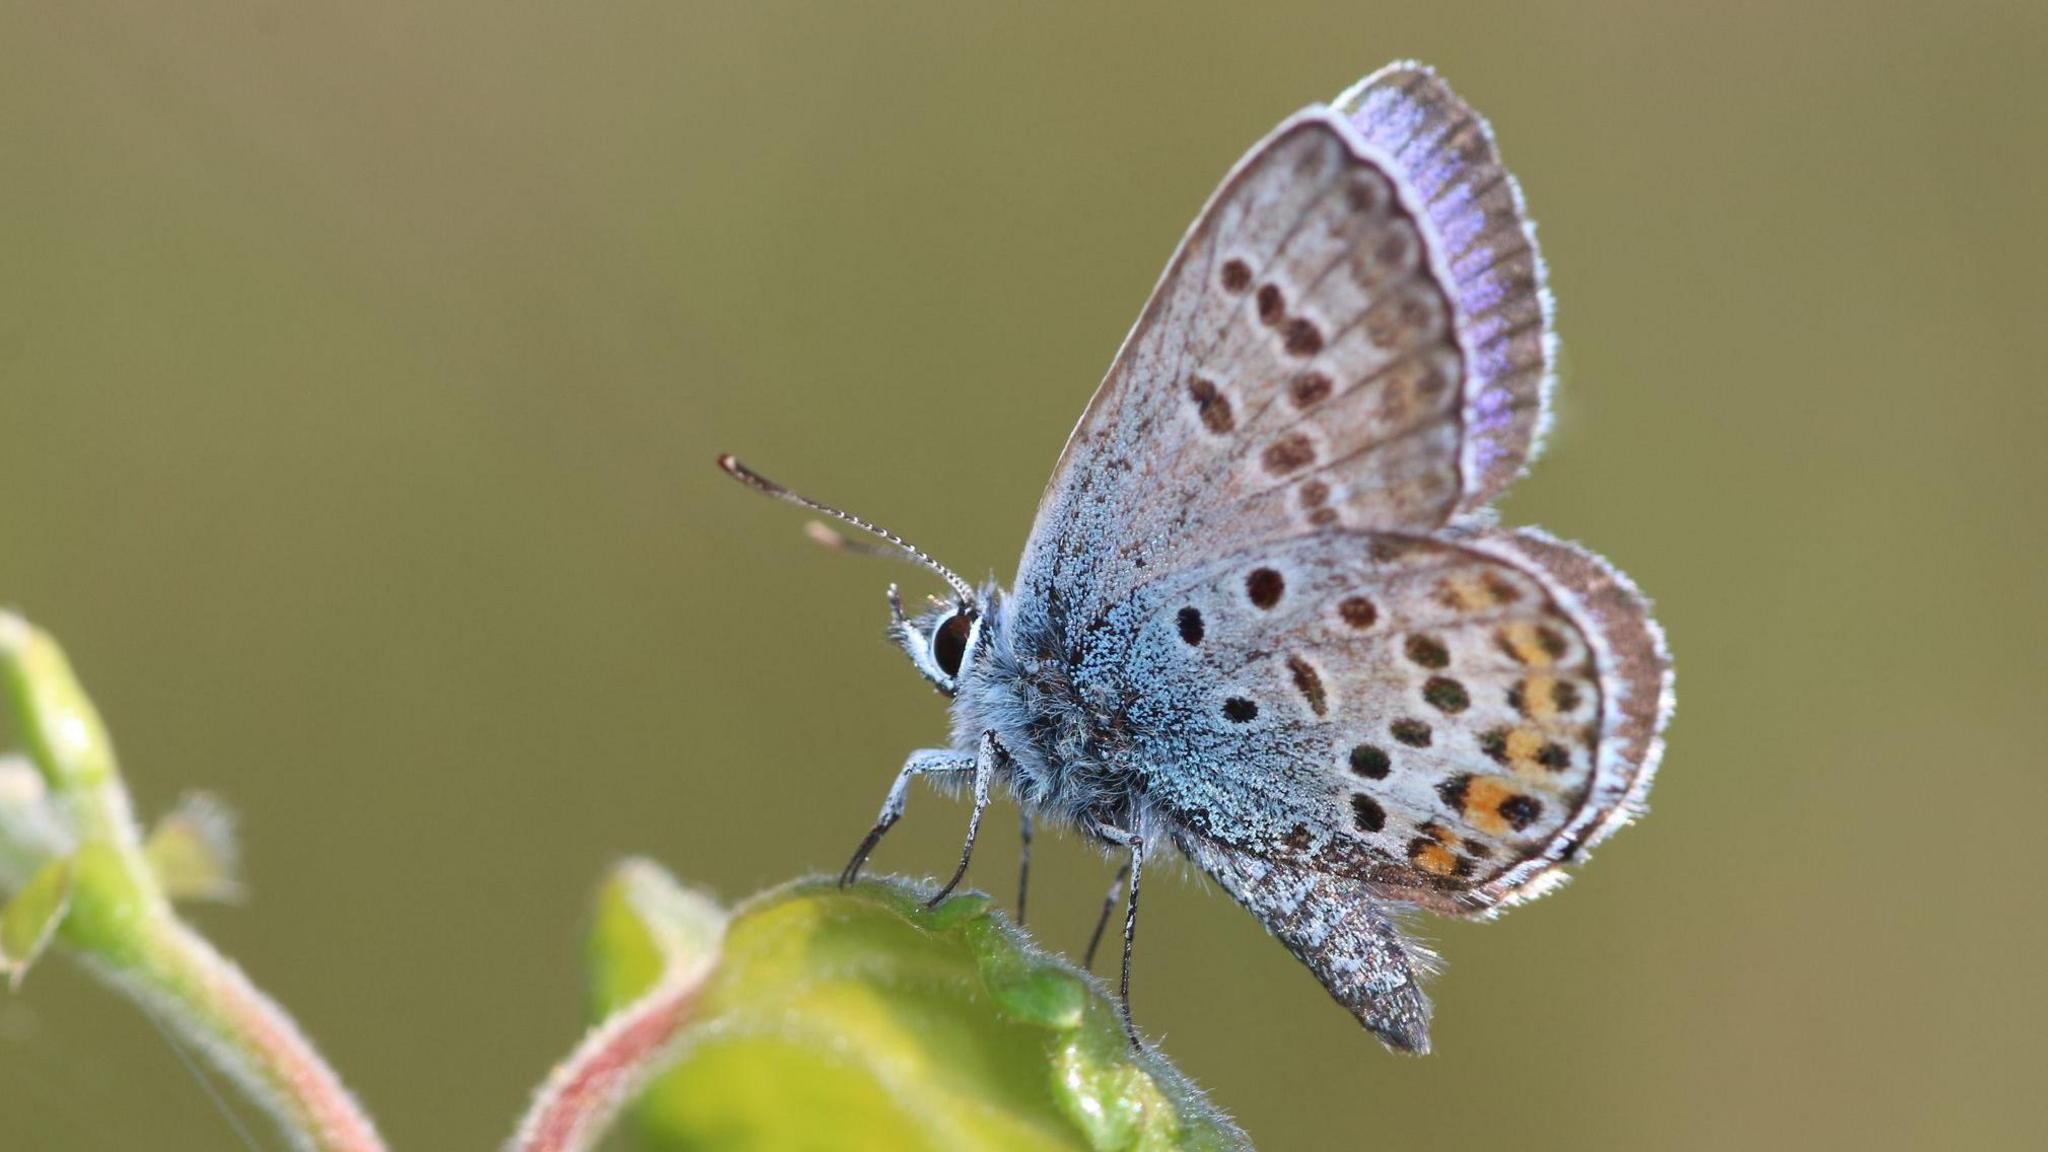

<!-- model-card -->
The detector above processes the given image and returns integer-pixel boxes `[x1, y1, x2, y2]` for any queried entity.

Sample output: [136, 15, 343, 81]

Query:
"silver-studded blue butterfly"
[721, 62, 1673, 1053]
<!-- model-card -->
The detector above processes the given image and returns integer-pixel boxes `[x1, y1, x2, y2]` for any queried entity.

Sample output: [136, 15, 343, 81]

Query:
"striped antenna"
[716, 454, 976, 606]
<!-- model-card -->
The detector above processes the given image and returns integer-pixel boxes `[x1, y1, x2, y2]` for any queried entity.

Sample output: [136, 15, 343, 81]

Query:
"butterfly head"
[889, 585, 989, 697]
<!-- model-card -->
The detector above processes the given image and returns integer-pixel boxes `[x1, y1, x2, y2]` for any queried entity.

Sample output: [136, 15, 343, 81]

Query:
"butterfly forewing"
[1020, 111, 1495, 652]
[1122, 528, 1665, 914]
[1337, 63, 1555, 506]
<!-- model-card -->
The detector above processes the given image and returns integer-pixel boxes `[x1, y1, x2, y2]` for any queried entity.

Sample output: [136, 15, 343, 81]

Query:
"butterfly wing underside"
[1132, 528, 1668, 909]
[1143, 526, 1667, 1049]
[1009, 65, 1668, 1050]
[1176, 833, 1439, 1052]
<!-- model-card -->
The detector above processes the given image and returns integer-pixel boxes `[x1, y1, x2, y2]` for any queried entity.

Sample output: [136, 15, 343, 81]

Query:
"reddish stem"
[114, 916, 386, 1152]
[509, 972, 703, 1152]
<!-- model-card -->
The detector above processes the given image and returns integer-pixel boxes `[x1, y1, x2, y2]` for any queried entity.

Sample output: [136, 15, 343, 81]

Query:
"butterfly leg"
[1089, 822, 1146, 1048]
[925, 730, 1006, 908]
[1119, 847, 1145, 1048]
[1081, 859, 1133, 970]
[839, 747, 974, 887]
[1015, 811, 1034, 926]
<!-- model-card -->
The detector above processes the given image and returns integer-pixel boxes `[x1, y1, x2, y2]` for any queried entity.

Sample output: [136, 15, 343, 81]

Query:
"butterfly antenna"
[717, 454, 977, 606]
[804, 519, 902, 560]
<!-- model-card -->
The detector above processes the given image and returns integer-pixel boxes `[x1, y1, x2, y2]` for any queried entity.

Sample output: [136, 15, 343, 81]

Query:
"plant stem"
[508, 859, 725, 1152]
[509, 971, 705, 1152]
[0, 613, 385, 1152]
[103, 915, 387, 1152]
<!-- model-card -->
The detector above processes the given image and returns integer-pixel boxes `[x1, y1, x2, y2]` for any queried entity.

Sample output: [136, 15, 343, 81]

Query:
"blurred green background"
[3, 2, 2043, 1148]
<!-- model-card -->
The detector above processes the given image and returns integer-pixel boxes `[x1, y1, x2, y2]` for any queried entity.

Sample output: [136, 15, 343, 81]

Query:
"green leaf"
[1, 857, 74, 988]
[588, 876, 1251, 1152]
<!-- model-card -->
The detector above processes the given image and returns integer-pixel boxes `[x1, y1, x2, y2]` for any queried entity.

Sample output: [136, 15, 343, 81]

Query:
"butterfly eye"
[932, 611, 974, 679]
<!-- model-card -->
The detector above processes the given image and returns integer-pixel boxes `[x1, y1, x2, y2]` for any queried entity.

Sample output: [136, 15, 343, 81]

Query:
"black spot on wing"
[1349, 744, 1391, 779]
[1351, 794, 1386, 833]
[1246, 568, 1285, 609]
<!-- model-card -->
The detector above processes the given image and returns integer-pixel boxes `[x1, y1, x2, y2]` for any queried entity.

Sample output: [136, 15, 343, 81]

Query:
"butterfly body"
[724, 62, 1672, 1055]
[939, 585, 1142, 834]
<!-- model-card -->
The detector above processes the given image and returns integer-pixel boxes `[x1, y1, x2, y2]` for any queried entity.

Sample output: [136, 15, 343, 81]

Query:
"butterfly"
[720, 61, 1672, 1054]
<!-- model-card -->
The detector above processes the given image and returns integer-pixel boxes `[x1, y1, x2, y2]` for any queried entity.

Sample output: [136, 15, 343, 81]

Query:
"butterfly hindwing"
[1459, 527, 1672, 900]
[1175, 833, 1437, 1053]
[1123, 528, 1668, 915]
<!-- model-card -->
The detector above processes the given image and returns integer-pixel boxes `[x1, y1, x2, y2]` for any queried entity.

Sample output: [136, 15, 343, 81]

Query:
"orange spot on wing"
[1460, 776, 1524, 836]
[1499, 621, 1557, 668]
[1505, 726, 1547, 766]
[1436, 573, 1497, 612]
[1413, 841, 1460, 876]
